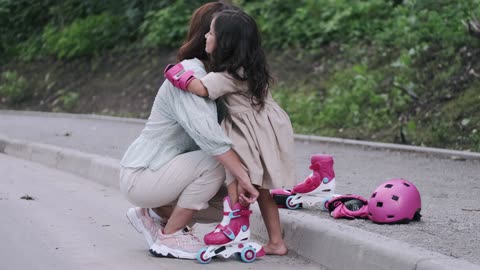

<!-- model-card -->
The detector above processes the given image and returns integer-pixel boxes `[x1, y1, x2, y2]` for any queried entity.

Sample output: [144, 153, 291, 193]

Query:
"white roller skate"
[272, 154, 339, 210]
[196, 197, 265, 264]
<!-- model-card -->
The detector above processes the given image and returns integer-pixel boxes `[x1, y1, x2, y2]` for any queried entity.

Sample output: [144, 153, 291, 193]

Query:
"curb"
[251, 209, 480, 270]
[1, 133, 479, 270]
[295, 134, 480, 161]
[0, 134, 120, 189]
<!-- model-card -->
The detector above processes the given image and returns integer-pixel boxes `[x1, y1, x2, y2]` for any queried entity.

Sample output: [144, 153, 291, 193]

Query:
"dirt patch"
[1, 48, 316, 118]
[1, 49, 178, 118]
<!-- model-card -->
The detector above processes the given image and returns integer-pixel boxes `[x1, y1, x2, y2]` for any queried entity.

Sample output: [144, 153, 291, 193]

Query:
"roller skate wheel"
[235, 252, 242, 260]
[286, 195, 300, 210]
[321, 197, 331, 212]
[196, 247, 212, 264]
[240, 246, 256, 263]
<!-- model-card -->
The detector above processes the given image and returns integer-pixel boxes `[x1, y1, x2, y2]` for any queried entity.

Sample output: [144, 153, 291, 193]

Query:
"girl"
[165, 9, 295, 255]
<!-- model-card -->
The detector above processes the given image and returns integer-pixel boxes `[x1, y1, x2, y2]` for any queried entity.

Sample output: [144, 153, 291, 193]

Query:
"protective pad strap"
[164, 63, 195, 90]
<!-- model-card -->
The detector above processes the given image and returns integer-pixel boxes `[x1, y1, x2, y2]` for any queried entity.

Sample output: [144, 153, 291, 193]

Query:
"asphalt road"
[1, 111, 479, 265]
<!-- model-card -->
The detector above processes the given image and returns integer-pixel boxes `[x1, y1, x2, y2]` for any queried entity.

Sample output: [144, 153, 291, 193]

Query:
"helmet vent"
[403, 182, 410, 187]
[392, 195, 399, 201]
[376, 202, 383, 207]
[387, 215, 395, 218]
[371, 192, 377, 198]
[385, 184, 393, 188]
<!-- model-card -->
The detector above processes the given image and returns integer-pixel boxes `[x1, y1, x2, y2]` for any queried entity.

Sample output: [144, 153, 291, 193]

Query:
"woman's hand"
[238, 180, 259, 205]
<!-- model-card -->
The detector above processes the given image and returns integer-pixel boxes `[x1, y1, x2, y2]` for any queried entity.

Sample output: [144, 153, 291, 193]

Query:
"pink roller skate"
[270, 189, 297, 208]
[196, 197, 265, 264]
[272, 154, 338, 210]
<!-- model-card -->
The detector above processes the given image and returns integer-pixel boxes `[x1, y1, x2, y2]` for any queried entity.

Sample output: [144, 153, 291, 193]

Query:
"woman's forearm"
[214, 149, 250, 184]
[215, 149, 259, 204]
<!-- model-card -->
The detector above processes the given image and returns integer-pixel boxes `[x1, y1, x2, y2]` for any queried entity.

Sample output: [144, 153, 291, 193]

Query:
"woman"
[119, 2, 258, 260]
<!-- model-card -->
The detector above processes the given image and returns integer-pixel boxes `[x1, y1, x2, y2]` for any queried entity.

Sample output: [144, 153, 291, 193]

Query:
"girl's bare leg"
[257, 188, 288, 255]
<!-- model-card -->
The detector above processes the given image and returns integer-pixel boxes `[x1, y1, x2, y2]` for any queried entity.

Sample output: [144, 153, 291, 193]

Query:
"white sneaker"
[149, 228, 205, 260]
[126, 207, 166, 247]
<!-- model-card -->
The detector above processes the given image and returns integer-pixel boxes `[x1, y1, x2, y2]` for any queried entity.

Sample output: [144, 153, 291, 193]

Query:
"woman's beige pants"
[120, 150, 227, 223]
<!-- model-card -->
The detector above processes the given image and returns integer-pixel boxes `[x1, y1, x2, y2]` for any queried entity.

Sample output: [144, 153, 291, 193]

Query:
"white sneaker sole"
[149, 243, 197, 260]
[126, 208, 154, 247]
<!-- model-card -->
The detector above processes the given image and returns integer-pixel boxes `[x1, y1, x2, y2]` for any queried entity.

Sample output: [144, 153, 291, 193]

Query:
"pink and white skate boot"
[293, 154, 335, 193]
[197, 197, 265, 263]
[284, 154, 338, 210]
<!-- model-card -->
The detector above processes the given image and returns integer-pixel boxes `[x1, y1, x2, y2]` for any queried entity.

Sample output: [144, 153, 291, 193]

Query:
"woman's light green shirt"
[120, 58, 232, 170]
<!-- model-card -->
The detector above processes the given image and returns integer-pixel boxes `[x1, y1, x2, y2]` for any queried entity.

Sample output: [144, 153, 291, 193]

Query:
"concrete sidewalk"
[1, 110, 480, 270]
[1, 154, 319, 270]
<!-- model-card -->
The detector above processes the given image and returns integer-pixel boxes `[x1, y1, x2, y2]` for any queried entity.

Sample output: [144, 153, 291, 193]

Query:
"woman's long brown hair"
[176, 2, 235, 65]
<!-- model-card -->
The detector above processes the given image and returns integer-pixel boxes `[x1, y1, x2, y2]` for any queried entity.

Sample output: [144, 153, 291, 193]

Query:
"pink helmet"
[368, 178, 422, 224]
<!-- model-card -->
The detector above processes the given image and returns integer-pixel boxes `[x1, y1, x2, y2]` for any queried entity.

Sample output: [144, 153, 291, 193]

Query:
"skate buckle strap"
[224, 209, 252, 218]
[164, 63, 194, 90]
[220, 225, 236, 240]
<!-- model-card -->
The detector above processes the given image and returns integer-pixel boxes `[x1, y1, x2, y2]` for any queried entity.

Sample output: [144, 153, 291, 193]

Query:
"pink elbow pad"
[164, 63, 195, 91]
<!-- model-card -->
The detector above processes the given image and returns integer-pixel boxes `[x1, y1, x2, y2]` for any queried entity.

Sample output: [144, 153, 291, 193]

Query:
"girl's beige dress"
[201, 72, 296, 189]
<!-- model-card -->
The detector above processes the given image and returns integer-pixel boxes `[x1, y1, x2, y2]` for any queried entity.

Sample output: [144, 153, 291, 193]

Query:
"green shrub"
[53, 90, 79, 112]
[243, 0, 393, 51]
[42, 13, 126, 59]
[141, 0, 208, 48]
[272, 84, 323, 134]
[241, 0, 304, 49]
[319, 64, 411, 134]
[16, 35, 47, 61]
[241, 0, 479, 54]
[0, 0, 53, 60]
[0, 71, 29, 103]
[415, 83, 480, 150]
[0, 0, 177, 60]
[375, 0, 480, 49]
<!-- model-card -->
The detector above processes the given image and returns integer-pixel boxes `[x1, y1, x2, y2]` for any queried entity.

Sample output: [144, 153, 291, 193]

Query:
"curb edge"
[1, 133, 479, 270]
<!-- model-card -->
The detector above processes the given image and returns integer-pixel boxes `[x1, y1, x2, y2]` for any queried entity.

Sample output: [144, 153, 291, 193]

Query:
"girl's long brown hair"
[177, 2, 236, 123]
[210, 10, 272, 111]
